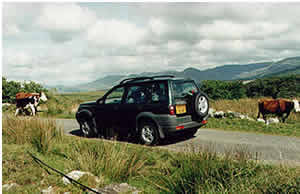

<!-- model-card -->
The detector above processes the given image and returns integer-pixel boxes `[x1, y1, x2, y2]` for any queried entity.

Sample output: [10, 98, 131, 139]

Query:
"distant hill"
[237, 56, 300, 79]
[48, 56, 300, 92]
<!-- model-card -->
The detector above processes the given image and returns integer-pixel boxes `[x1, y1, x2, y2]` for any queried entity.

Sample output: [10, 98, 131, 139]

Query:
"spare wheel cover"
[195, 93, 209, 117]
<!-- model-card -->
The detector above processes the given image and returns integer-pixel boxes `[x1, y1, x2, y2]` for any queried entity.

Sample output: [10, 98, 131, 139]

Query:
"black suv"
[76, 75, 209, 145]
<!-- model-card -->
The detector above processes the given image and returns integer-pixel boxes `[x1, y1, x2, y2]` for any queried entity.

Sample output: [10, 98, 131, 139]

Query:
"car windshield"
[172, 80, 199, 98]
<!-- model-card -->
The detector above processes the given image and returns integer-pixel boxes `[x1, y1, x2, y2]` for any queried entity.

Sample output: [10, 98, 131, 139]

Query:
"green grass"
[2, 116, 300, 193]
[204, 117, 300, 137]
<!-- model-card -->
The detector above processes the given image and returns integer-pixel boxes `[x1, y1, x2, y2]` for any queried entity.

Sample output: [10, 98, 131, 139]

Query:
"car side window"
[125, 85, 151, 104]
[104, 87, 125, 104]
[151, 83, 168, 103]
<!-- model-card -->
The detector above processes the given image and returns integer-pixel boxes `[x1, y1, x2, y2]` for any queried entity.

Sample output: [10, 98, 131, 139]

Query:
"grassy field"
[2, 116, 300, 193]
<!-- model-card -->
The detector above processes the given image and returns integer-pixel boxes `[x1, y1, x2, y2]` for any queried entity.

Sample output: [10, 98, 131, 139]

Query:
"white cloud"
[3, 24, 20, 36]
[198, 21, 249, 40]
[86, 19, 146, 47]
[149, 18, 168, 36]
[166, 40, 186, 53]
[3, 3, 300, 86]
[4, 50, 33, 67]
[36, 3, 97, 41]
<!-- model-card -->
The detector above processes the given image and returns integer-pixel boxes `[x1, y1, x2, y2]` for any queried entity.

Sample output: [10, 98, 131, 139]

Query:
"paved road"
[56, 119, 300, 166]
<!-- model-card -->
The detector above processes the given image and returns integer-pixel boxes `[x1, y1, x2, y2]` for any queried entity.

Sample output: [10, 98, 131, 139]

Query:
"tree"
[21, 81, 46, 93]
[2, 77, 22, 103]
[200, 80, 246, 100]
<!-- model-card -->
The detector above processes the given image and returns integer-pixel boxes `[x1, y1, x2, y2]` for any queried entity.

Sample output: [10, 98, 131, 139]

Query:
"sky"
[3, 2, 300, 86]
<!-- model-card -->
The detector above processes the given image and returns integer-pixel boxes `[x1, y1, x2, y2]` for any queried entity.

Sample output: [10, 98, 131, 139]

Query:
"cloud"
[149, 18, 168, 36]
[3, 3, 42, 37]
[3, 3, 300, 86]
[86, 19, 146, 47]
[36, 3, 97, 41]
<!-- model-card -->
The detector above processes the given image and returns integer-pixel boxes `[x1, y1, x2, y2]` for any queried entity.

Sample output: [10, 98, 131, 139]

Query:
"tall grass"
[2, 115, 63, 153]
[2, 120, 300, 193]
[66, 140, 150, 182]
[147, 147, 300, 193]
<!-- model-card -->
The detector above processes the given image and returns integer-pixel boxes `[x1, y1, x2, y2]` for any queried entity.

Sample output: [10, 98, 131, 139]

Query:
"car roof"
[118, 75, 190, 86]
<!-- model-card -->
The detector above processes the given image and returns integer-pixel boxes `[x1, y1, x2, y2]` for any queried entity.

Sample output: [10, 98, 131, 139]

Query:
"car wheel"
[81, 118, 97, 138]
[195, 93, 209, 117]
[138, 120, 159, 146]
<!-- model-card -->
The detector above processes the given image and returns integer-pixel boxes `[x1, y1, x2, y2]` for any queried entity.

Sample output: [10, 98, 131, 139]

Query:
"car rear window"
[172, 80, 199, 98]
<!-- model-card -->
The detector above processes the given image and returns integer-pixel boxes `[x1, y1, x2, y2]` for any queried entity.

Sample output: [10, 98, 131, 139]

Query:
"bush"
[200, 80, 246, 100]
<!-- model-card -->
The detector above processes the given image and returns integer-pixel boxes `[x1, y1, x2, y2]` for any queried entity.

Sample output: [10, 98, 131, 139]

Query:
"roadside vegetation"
[2, 116, 300, 193]
[204, 98, 300, 137]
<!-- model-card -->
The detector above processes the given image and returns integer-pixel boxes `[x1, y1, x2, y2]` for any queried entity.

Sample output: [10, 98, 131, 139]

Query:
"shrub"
[200, 80, 246, 100]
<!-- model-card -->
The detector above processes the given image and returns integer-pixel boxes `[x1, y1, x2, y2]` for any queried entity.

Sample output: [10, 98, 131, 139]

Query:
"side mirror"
[96, 98, 104, 104]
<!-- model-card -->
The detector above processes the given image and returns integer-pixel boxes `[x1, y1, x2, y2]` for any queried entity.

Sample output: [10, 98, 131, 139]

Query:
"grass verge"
[2, 116, 300, 193]
[205, 98, 300, 137]
[204, 117, 300, 137]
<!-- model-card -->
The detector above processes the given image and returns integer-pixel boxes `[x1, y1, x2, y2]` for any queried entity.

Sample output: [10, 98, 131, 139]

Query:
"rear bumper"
[155, 114, 208, 134]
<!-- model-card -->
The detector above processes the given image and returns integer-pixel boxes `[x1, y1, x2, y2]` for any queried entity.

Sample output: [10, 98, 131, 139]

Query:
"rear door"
[171, 80, 199, 116]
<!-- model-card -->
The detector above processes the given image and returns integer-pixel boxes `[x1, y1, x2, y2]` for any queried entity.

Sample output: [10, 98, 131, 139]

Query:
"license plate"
[176, 104, 186, 114]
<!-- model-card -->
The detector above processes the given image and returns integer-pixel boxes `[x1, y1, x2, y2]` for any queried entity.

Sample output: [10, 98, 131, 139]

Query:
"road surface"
[56, 119, 300, 166]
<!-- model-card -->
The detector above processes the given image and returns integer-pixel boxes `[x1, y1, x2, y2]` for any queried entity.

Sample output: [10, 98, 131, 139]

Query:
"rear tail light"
[201, 120, 208, 124]
[169, 105, 175, 115]
[176, 125, 184, 130]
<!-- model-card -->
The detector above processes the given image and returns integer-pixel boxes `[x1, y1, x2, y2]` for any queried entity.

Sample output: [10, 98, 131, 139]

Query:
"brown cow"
[257, 99, 296, 123]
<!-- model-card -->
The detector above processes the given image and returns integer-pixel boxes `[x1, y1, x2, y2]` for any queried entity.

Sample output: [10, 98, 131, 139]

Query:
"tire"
[194, 93, 209, 117]
[80, 118, 97, 138]
[138, 120, 159, 146]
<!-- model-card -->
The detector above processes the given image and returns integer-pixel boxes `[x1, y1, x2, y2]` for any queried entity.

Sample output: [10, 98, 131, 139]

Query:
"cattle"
[257, 99, 299, 123]
[15, 92, 47, 116]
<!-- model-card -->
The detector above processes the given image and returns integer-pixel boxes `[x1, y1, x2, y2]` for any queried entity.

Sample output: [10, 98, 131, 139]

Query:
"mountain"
[182, 62, 272, 82]
[237, 56, 300, 79]
[48, 56, 300, 92]
[46, 85, 83, 93]
[259, 56, 300, 77]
